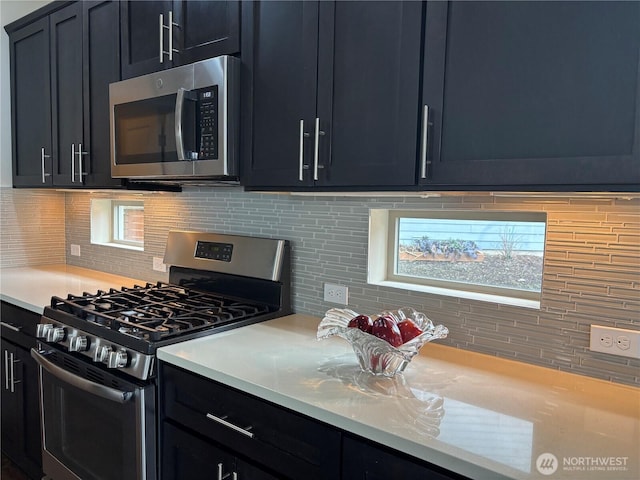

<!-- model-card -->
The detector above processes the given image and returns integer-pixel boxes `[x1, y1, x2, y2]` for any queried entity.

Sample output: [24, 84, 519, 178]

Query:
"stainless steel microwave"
[109, 56, 239, 183]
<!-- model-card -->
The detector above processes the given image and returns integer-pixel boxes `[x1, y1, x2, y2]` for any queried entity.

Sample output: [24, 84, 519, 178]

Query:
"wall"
[64, 188, 640, 386]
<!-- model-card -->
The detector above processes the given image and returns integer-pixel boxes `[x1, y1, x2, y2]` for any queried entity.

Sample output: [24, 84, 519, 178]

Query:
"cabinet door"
[316, 1, 423, 187]
[50, 2, 83, 187]
[241, 1, 319, 187]
[1, 340, 42, 480]
[161, 421, 236, 480]
[235, 458, 280, 480]
[174, 0, 240, 65]
[120, 0, 173, 79]
[422, 1, 640, 188]
[82, 0, 123, 188]
[9, 17, 52, 187]
[342, 435, 464, 480]
[1, 341, 21, 462]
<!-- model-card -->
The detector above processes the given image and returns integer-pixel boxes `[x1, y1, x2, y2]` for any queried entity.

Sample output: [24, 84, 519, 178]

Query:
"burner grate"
[51, 282, 271, 342]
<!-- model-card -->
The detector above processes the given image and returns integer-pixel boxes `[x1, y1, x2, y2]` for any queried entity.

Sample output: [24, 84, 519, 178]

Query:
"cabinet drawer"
[160, 363, 341, 480]
[0, 301, 39, 348]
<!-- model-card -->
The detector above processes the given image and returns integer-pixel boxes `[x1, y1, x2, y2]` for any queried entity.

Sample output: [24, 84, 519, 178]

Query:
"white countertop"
[0, 265, 145, 313]
[158, 314, 640, 480]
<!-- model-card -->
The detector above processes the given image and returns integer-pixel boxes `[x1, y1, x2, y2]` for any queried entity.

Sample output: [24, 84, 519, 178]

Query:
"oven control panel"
[195, 240, 233, 262]
[36, 319, 155, 380]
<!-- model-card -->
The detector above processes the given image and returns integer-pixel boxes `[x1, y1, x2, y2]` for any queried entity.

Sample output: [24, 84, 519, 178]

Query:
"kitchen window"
[91, 199, 144, 250]
[368, 209, 547, 309]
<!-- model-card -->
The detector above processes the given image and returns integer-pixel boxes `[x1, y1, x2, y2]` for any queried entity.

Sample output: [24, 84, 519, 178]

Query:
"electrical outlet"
[153, 257, 167, 272]
[590, 325, 640, 359]
[70, 244, 81, 256]
[324, 283, 348, 305]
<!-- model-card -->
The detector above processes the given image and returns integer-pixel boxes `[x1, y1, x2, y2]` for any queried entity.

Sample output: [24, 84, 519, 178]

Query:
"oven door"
[31, 347, 156, 480]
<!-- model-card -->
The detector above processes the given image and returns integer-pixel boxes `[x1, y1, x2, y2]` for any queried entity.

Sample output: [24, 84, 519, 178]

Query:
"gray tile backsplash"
[66, 189, 640, 385]
[0, 187, 66, 267]
[4, 186, 639, 385]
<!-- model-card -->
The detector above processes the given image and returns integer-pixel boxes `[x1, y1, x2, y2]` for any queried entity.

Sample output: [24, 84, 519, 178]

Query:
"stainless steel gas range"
[31, 231, 291, 480]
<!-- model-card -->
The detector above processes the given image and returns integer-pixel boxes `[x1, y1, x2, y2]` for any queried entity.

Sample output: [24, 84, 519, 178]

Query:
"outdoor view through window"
[391, 212, 547, 301]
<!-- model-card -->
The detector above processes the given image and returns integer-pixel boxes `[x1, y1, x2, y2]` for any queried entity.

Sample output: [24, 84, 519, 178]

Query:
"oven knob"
[107, 349, 128, 369]
[69, 335, 88, 352]
[36, 323, 53, 339]
[94, 345, 111, 363]
[45, 327, 66, 343]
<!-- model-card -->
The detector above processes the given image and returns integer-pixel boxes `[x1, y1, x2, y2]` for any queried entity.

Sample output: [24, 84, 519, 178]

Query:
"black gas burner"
[50, 282, 271, 342]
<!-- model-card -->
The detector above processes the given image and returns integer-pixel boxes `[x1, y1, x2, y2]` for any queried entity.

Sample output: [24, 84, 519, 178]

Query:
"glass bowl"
[317, 307, 448, 377]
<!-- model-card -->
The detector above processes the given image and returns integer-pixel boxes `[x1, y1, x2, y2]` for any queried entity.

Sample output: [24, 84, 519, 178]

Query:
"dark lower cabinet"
[0, 302, 42, 480]
[342, 435, 467, 480]
[162, 422, 278, 480]
[159, 362, 341, 480]
[421, 0, 640, 189]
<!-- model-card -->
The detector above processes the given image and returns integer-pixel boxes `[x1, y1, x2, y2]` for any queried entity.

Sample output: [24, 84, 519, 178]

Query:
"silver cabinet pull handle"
[4, 350, 8, 391]
[206, 413, 255, 438]
[299, 120, 310, 181]
[160, 12, 179, 63]
[71, 144, 76, 182]
[41, 147, 51, 183]
[9, 352, 19, 393]
[313, 117, 325, 181]
[78, 143, 88, 182]
[420, 104, 430, 179]
[159, 13, 164, 63]
[168, 11, 178, 61]
[1, 321, 22, 332]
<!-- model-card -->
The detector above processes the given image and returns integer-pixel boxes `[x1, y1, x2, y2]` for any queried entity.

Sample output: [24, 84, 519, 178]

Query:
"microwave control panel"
[198, 86, 218, 160]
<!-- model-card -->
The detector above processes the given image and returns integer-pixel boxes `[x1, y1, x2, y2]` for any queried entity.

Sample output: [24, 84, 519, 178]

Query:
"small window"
[91, 199, 144, 251]
[369, 209, 547, 308]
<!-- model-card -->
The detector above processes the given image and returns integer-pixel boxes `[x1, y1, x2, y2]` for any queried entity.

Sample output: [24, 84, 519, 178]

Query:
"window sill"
[369, 279, 541, 310]
[91, 241, 144, 252]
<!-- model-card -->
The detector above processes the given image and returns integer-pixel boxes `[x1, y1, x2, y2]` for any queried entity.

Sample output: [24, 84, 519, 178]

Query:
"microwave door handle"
[175, 88, 188, 161]
[31, 348, 133, 404]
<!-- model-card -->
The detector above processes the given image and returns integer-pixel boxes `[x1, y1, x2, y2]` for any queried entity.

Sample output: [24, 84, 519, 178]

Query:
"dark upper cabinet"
[120, 0, 240, 79]
[7, 1, 122, 189]
[9, 17, 52, 187]
[242, 1, 423, 188]
[50, 2, 83, 187]
[421, 1, 640, 189]
[82, 0, 123, 187]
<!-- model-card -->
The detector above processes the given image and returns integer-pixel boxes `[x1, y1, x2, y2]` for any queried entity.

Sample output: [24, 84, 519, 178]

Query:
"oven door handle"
[31, 349, 134, 404]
